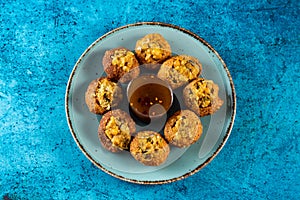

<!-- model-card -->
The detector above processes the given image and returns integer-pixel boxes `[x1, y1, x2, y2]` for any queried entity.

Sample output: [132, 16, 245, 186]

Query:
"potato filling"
[111, 49, 136, 72]
[105, 116, 131, 149]
[167, 68, 188, 84]
[170, 116, 192, 141]
[95, 78, 117, 110]
[190, 79, 216, 108]
[135, 135, 165, 154]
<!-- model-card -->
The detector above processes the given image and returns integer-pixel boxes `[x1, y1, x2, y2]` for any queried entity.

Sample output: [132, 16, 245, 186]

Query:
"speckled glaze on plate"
[65, 22, 236, 184]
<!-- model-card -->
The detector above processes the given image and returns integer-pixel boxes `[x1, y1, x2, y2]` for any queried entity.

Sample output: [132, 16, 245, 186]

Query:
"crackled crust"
[157, 55, 202, 89]
[164, 110, 202, 148]
[183, 78, 223, 117]
[130, 131, 170, 166]
[98, 109, 136, 152]
[135, 33, 171, 69]
[85, 77, 123, 115]
[103, 47, 140, 83]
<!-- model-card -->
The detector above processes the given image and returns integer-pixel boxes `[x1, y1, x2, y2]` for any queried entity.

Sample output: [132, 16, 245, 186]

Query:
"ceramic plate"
[65, 22, 236, 184]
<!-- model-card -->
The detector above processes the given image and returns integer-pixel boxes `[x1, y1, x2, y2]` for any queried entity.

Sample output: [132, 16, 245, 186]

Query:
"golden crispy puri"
[157, 55, 202, 89]
[98, 109, 136, 152]
[183, 78, 223, 117]
[135, 33, 171, 69]
[103, 47, 140, 83]
[85, 77, 123, 115]
[130, 131, 170, 166]
[164, 110, 202, 148]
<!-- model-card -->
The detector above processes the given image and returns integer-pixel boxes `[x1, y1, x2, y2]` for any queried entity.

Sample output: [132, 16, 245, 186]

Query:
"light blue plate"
[65, 22, 236, 184]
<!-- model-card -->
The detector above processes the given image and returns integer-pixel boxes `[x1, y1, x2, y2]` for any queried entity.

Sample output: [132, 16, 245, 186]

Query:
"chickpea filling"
[105, 116, 131, 149]
[189, 79, 216, 108]
[171, 57, 200, 80]
[142, 42, 165, 62]
[159, 56, 200, 86]
[95, 79, 117, 110]
[135, 135, 165, 154]
[137, 34, 171, 63]
[111, 49, 136, 72]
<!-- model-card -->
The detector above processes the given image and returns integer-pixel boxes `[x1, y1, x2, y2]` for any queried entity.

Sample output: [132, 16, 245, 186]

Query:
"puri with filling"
[102, 47, 140, 83]
[98, 109, 136, 152]
[183, 78, 223, 117]
[85, 77, 123, 115]
[135, 33, 171, 69]
[157, 55, 202, 89]
[130, 131, 170, 166]
[164, 110, 202, 148]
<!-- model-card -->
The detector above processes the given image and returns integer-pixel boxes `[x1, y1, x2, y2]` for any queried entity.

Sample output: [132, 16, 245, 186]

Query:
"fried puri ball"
[130, 131, 170, 166]
[157, 55, 202, 89]
[85, 77, 123, 115]
[135, 33, 171, 69]
[183, 78, 223, 117]
[98, 109, 136, 152]
[103, 47, 140, 83]
[164, 110, 202, 148]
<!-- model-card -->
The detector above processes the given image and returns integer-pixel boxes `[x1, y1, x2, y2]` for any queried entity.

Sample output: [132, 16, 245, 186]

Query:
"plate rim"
[65, 21, 236, 185]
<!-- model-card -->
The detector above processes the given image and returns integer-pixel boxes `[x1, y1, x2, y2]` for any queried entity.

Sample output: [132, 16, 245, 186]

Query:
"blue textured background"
[1, 0, 299, 199]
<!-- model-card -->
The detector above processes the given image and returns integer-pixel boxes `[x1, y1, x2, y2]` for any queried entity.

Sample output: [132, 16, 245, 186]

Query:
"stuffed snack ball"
[135, 33, 171, 69]
[183, 78, 223, 117]
[130, 131, 170, 166]
[85, 77, 123, 115]
[164, 110, 202, 148]
[98, 109, 136, 152]
[103, 47, 140, 83]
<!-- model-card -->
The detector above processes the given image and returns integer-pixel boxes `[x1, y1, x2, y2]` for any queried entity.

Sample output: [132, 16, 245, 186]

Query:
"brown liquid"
[129, 83, 172, 117]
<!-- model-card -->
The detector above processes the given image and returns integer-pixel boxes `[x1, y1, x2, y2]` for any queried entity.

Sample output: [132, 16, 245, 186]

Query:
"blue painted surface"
[0, 0, 299, 199]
